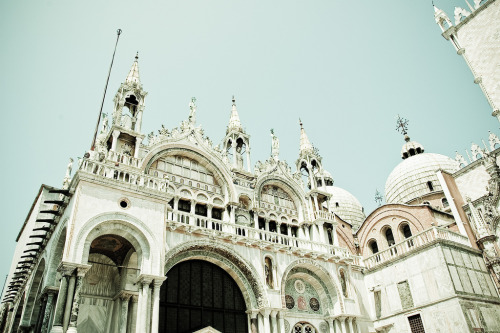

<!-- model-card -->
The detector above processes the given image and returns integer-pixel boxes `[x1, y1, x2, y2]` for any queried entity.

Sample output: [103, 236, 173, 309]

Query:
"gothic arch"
[254, 175, 306, 219]
[140, 144, 237, 203]
[281, 259, 343, 314]
[164, 240, 267, 310]
[71, 212, 160, 275]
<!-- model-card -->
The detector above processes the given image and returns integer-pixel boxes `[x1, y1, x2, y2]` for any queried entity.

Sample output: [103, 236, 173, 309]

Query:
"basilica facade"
[1, 1, 500, 333]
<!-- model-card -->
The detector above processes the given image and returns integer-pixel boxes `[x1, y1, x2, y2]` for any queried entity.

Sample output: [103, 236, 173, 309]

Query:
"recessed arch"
[71, 212, 159, 275]
[164, 240, 267, 310]
[281, 259, 342, 314]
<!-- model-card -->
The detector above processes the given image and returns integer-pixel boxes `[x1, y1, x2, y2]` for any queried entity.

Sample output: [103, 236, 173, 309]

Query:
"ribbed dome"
[325, 186, 366, 231]
[385, 153, 459, 204]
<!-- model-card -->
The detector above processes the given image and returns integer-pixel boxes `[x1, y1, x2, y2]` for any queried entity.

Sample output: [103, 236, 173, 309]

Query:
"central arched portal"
[159, 260, 248, 333]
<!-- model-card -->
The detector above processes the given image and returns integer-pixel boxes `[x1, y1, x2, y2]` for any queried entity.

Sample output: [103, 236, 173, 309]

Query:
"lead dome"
[325, 185, 366, 231]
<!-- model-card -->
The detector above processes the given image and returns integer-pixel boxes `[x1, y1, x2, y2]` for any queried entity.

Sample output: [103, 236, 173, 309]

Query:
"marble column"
[346, 317, 354, 333]
[190, 199, 196, 225]
[50, 271, 70, 333]
[136, 278, 152, 333]
[128, 295, 139, 333]
[34, 295, 48, 333]
[249, 311, 258, 333]
[334, 318, 342, 333]
[40, 290, 56, 333]
[278, 311, 286, 333]
[327, 318, 335, 333]
[354, 319, 362, 333]
[119, 293, 132, 333]
[270, 310, 278, 333]
[134, 137, 141, 158]
[246, 148, 251, 173]
[67, 265, 91, 333]
[62, 275, 76, 332]
[257, 313, 264, 333]
[207, 204, 213, 229]
[340, 317, 347, 333]
[150, 278, 166, 333]
[111, 130, 120, 152]
[261, 309, 271, 333]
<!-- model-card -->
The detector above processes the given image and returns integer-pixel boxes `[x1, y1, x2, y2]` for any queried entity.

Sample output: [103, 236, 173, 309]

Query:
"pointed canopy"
[125, 53, 141, 84]
[299, 119, 314, 154]
[227, 96, 243, 133]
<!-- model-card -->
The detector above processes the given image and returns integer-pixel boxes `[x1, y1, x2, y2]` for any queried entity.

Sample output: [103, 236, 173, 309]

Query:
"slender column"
[249, 311, 259, 333]
[135, 109, 143, 132]
[355, 319, 362, 333]
[278, 311, 286, 333]
[146, 286, 152, 333]
[40, 291, 56, 333]
[312, 194, 320, 211]
[34, 295, 48, 333]
[253, 212, 259, 229]
[230, 204, 236, 224]
[134, 137, 141, 158]
[317, 221, 325, 244]
[62, 275, 76, 332]
[333, 228, 339, 246]
[327, 318, 335, 333]
[190, 200, 196, 225]
[150, 278, 166, 333]
[346, 317, 354, 333]
[128, 295, 139, 333]
[246, 148, 251, 173]
[270, 310, 278, 333]
[334, 318, 342, 333]
[231, 141, 237, 167]
[173, 196, 179, 222]
[67, 265, 91, 333]
[276, 223, 282, 244]
[261, 309, 271, 333]
[119, 293, 132, 333]
[207, 204, 213, 229]
[136, 278, 152, 333]
[50, 274, 69, 333]
[304, 225, 310, 240]
[340, 317, 347, 333]
[257, 313, 264, 333]
[111, 130, 120, 152]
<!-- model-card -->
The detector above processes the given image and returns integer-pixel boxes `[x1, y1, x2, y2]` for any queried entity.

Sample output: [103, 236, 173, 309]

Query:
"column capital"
[112, 129, 121, 137]
[41, 286, 59, 296]
[246, 309, 260, 319]
[136, 274, 165, 286]
[259, 308, 271, 316]
[116, 290, 135, 302]
[76, 264, 92, 277]
[57, 261, 78, 276]
[207, 203, 214, 209]
[153, 276, 167, 288]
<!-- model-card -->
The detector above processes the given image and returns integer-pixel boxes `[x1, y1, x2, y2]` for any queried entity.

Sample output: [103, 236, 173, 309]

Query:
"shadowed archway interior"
[159, 260, 247, 333]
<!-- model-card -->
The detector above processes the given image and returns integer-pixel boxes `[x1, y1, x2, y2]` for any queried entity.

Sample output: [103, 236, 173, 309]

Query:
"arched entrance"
[159, 260, 248, 333]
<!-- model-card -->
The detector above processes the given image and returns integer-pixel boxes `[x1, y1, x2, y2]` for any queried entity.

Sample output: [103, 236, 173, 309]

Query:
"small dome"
[401, 139, 424, 159]
[385, 153, 459, 204]
[325, 186, 366, 231]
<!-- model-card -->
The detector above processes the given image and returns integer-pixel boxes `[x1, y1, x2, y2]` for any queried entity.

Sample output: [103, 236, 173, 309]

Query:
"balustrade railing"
[106, 151, 141, 168]
[364, 227, 470, 269]
[311, 211, 335, 221]
[166, 211, 360, 264]
[79, 159, 167, 192]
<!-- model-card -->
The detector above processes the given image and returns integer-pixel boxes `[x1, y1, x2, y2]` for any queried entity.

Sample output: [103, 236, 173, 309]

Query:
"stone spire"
[227, 96, 243, 134]
[125, 52, 141, 85]
[299, 119, 314, 155]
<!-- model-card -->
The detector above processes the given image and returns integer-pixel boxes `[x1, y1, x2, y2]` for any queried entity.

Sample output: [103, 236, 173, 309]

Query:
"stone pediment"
[193, 326, 222, 333]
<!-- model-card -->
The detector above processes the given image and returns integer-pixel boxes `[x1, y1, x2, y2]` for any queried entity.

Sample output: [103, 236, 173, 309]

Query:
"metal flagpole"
[90, 29, 122, 151]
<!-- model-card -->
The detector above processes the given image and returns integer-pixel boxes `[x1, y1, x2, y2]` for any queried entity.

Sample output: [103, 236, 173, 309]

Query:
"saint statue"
[270, 129, 279, 160]
[189, 97, 197, 124]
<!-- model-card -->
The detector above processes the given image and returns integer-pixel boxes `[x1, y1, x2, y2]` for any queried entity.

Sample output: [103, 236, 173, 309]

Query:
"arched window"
[401, 223, 413, 247]
[442, 198, 449, 208]
[264, 257, 274, 288]
[339, 268, 348, 298]
[369, 240, 379, 254]
[427, 181, 434, 192]
[385, 228, 395, 247]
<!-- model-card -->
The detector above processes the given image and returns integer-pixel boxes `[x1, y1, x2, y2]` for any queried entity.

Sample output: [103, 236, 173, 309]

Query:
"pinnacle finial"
[135, 52, 139, 61]
[299, 118, 303, 129]
[232, 95, 236, 105]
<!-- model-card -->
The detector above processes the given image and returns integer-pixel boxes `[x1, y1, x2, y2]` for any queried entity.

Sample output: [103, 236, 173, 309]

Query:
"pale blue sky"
[0, 1, 494, 284]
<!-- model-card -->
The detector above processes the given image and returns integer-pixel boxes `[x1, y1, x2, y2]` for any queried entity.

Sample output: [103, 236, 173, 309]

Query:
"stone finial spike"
[299, 120, 314, 153]
[227, 95, 243, 133]
[125, 53, 141, 84]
